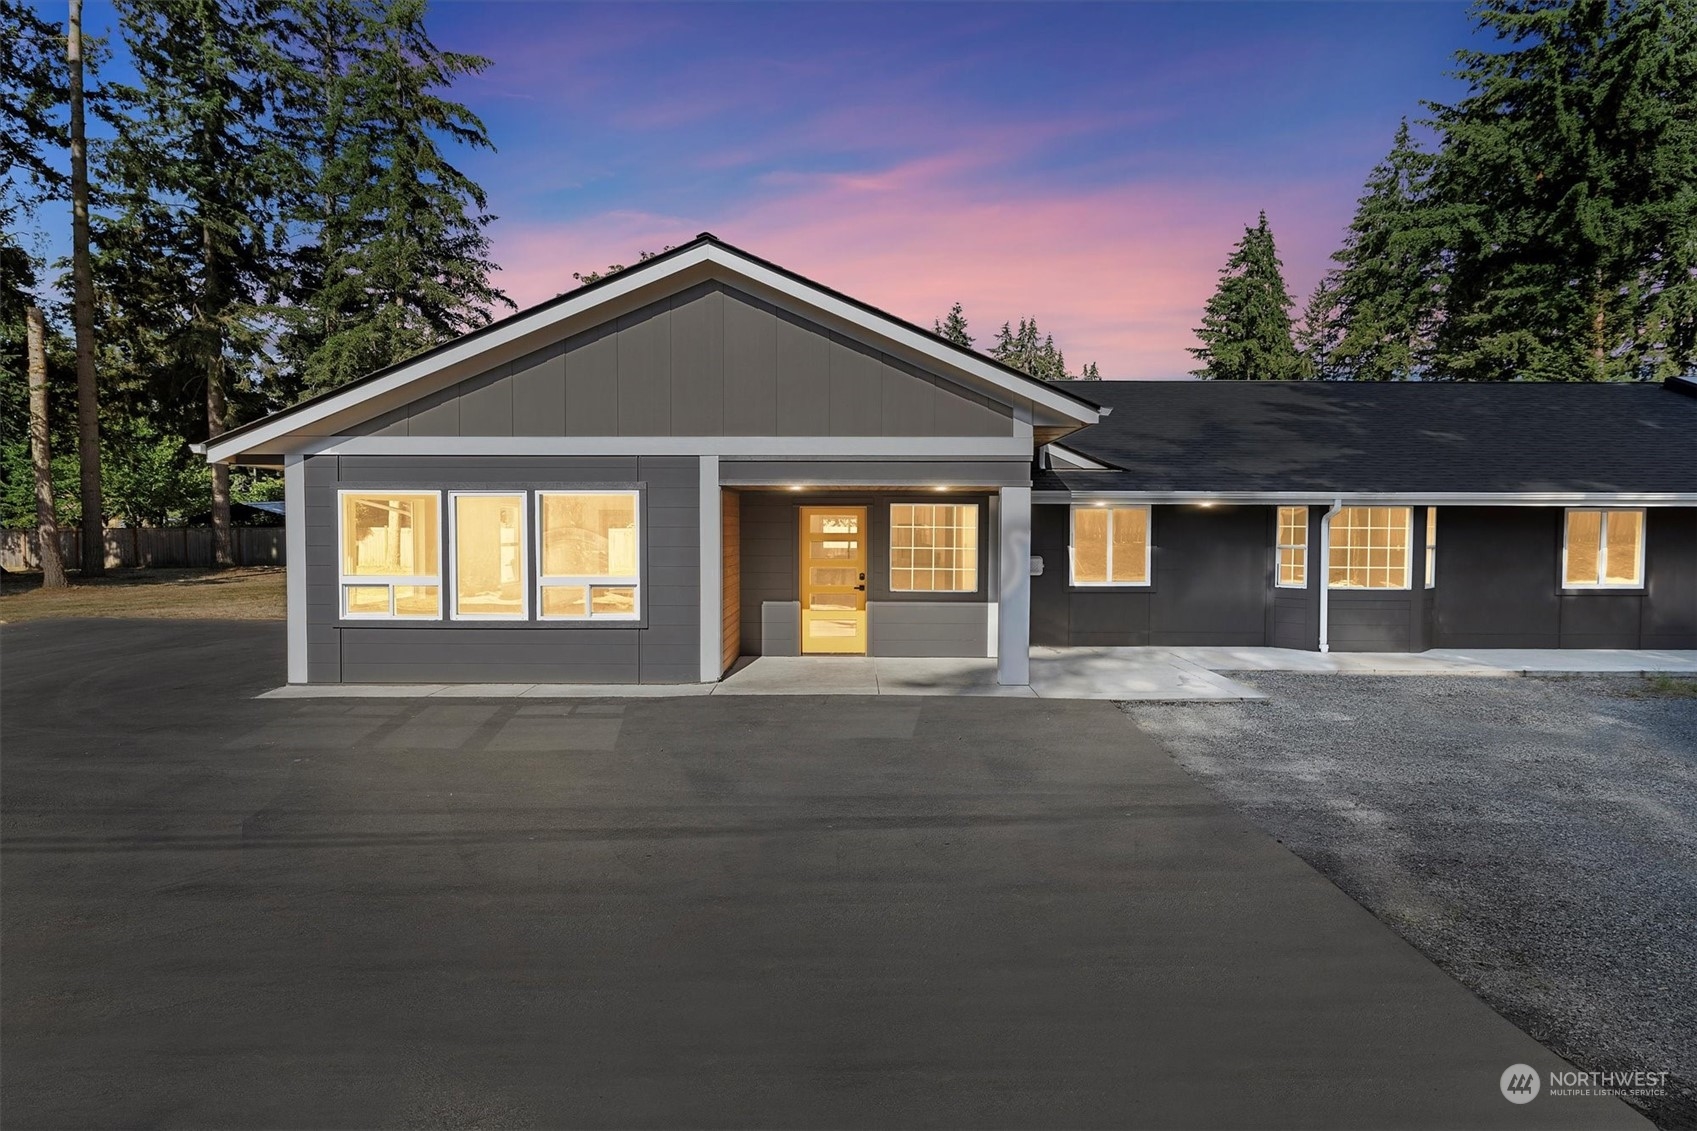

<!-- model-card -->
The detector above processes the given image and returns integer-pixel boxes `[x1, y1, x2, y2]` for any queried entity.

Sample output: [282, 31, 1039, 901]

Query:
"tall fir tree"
[99, 0, 297, 565]
[933, 302, 972, 347]
[282, 0, 510, 394]
[988, 316, 1099, 380]
[1327, 121, 1443, 381]
[1189, 212, 1302, 380]
[1295, 272, 1345, 380]
[1423, 0, 1697, 381]
[0, 0, 66, 227]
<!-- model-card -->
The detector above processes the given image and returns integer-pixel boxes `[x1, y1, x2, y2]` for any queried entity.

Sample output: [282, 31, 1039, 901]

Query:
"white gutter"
[1317, 499, 1342, 654]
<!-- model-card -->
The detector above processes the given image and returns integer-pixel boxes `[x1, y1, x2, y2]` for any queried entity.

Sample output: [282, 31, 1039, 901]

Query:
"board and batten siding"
[304, 454, 699, 684]
[348, 282, 1016, 441]
[721, 489, 741, 674]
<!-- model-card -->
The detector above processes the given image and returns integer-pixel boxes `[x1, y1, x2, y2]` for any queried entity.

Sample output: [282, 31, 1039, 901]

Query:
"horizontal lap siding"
[305, 454, 699, 684]
[868, 603, 988, 657]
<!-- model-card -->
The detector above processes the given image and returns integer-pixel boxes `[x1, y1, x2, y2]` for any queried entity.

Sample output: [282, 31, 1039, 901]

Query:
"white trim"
[1425, 507, 1437, 589]
[1037, 490, 1697, 506]
[1326, 505, 1414, 591]
[336, 489, 444, 621]
[534, 489, 643, 621]
[203, 241, 1097, 464]
[1274, 505, 1308, 589]
[997, 486, 1031, 685]
[284, 455, 307, 682]
[1067, 503, 1152, 588]
[698, 457, 722, 682]
[1318, 499, 1342, 653]
[1561, 507, 1647, 590]
[289, 435, 1036, 459]
[447, 491, 530, 621]
[1045, 443, 1112, 471]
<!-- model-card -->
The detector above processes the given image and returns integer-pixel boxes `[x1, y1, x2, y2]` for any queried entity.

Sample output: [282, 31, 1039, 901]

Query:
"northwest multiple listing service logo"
[1500, 1065, 1541, 1104]
[1500, 1063, 1669, 1105]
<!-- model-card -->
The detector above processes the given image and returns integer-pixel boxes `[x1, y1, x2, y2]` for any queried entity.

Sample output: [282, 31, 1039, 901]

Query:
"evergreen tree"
[1190, 212, 1302, 380]
[0, 0, 66, 226]
[99, 0, 298, 565]
[1296, 272, 1345, 380]
[282, 0, 511, 394]
[1423, 0, 1697, 381]
[1077, 361, 1101, 380]
[933, 302, 972, 347]
[1327, 121, 1442, 380]
[988, 316, 1097, 380]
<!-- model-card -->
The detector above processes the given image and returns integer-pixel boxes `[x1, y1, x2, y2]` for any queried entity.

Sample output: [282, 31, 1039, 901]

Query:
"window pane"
[342, 493, 438, 577]
[392, 585, 440, 618]
[541, 586, 587, 618]
[1565, 510, 1602, 586]
[344, 585, 389, 615]
[590, 586, 637, 615]
[889, 503, 977, 592]
[541, 493, 637, 579]
[454, 495, 524, 617]
[1603, 511, 1643, 585]
[1073, 508, 1108, 583]
[1110, 507, 1149, 583]
[1329, 506, 1410, 589]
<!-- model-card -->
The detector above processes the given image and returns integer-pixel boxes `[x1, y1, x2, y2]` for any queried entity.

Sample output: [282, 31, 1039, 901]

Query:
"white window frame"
[888, 501, 980, 594]
[1068, 504, 1152, 587]
[535, 489, 643, 621]
[1326, 506, 1413, 591]
[336, 489, 443, 620]
[448, 490, 530, 621]
[1562, 507, 1646, 590]
[1424, 507, 1437, 589]
[1276, 505, 1308, 589]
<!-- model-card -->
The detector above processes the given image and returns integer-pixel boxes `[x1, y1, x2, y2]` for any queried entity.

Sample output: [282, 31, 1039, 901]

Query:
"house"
[202, 234, 1697, 685]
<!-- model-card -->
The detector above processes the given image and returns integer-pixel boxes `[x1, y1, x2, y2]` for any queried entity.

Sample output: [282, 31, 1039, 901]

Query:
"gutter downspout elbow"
[1317, 498, 1342, 654]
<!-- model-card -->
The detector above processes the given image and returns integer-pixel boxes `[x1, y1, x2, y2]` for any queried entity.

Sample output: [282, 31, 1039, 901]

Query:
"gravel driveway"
[1128, 675, 1697, 1131]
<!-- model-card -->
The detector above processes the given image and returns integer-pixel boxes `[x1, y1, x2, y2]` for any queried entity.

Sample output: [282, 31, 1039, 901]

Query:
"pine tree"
[0, 0, 66, 225]
[1424, 0, 1697, 381]
[1296, 273, 1345, 380]
[1189, 212, 1302, 380]
[100, 0, 298, 566]
[933, 302, 972, 347]
[283, 0, 511, 394]
[1327, 121, 1442, 381]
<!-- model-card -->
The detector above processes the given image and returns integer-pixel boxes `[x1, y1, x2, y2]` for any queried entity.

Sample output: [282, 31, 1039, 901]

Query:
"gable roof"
[1044, 378, 1697, 500]
[204, 233, 1102, 463]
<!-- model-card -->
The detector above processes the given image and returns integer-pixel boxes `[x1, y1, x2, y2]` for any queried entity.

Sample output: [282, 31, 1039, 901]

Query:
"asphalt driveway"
[1, 621, 1645, 1129]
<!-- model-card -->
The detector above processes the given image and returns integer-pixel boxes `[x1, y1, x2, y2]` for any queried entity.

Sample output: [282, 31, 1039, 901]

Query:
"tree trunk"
[26, 307, 69, 589]
[202, 222, 233, 568]
[68, 0, 103, 575]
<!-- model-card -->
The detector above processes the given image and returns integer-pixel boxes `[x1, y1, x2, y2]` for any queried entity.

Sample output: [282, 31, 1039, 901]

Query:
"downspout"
[1317, 499, 1342, 653]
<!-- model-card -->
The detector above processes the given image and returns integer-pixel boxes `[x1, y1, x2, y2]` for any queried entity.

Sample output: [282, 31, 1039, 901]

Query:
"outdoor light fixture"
[933, 485, 950, 492]
[788, 485, 804, 492]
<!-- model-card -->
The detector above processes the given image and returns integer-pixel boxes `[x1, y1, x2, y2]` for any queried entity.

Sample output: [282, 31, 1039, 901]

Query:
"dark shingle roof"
[1053, 379, 1697, 495]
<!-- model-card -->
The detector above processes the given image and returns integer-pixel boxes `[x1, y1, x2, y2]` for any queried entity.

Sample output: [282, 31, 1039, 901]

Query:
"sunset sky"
[50, 1, 1480, 378]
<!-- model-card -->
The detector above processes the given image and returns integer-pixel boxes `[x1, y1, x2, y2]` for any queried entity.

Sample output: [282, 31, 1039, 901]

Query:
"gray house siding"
[350, 282, 1016, 440]
[736, 491, 995, 657]
[304, 454, 698, 684]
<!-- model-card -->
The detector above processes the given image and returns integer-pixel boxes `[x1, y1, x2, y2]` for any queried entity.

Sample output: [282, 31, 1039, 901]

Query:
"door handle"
[853, 584, 866, 591]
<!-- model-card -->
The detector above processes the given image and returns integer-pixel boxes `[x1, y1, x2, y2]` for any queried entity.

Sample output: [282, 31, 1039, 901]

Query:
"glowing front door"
[799, 506, 867, 654]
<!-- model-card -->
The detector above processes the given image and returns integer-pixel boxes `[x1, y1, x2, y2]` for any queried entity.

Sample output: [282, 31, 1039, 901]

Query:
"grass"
[0, 567, 286, 623]
[1640, 674, 1697, 699]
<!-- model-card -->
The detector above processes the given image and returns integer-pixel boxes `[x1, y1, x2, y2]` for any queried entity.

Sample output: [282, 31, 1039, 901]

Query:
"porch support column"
[697, 455, 723, 682]
[283, 452, 307, 684]
[997, 485, 1031, 685]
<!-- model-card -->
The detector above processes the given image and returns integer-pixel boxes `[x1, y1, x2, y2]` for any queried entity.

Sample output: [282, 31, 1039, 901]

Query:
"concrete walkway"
[1162, 645, 1697, 676]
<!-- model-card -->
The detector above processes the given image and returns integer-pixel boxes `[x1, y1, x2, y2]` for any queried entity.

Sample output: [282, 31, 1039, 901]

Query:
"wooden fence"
[1, 527, 286, 571]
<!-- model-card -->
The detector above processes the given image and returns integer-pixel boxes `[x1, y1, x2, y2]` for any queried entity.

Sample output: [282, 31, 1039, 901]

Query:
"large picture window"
[537, 491, 641, 619]
[1563, 508, 1644, 588]
[451, 493, 526, 619]
[1070, 504, 1150, 586]
[890, 503, 978, 592]
[339, 491, 441, 618]
[1276, 506, 1308, 588]
[1327, 506, 1411, 590]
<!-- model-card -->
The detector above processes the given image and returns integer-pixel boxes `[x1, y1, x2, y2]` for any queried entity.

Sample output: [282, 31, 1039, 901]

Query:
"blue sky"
[26, 0, 1479, 376]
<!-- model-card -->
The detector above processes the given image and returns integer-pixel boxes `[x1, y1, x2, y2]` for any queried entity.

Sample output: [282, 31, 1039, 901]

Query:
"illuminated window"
[1276, 506, 1308, 588]
[890, 503, 978, 592]
[1563, 508, 1644, 588]
[1327, 506, 1411, 590]
[451, 493, 526, 619]
[339, 491, 441, 618]
[1424, 508, 1437, 588]
[1070, 505, 1150, 586]
[537, 491, 640, 619]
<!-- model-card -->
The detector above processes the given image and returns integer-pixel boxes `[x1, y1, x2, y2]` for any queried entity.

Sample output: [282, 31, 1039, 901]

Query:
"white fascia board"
[207, 241, 1097, 465]
[1033, 490, 1697, 506]
[295, 435, 1035, 458]
[1044, 443, 1112, 470]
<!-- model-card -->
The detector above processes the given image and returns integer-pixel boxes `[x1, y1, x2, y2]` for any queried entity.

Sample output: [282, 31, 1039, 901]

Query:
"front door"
[799, 506, 867, 654]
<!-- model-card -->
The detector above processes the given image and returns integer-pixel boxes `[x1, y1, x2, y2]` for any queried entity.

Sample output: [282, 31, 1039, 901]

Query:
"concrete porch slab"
[1148, 645, 1697, 677]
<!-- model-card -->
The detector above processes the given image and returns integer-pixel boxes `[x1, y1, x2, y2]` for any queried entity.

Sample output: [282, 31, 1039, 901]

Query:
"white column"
[284, 453, 308, 684]
[697, 455, 723, 682]
[997, 485, 1031, 685]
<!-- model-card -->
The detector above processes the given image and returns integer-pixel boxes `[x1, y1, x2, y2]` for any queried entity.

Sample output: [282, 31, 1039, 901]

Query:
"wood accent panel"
[721, 488, 741, 674]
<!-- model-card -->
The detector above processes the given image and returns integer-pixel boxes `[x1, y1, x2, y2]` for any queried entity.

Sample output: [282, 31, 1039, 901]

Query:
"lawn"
[0, 566, 285, 623]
